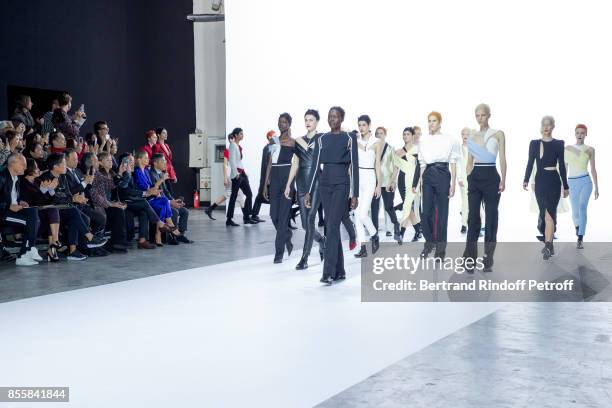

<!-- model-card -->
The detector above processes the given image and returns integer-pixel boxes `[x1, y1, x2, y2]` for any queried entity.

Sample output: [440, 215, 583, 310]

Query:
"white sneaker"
[28, 247, 43, 262]
[16, 256, 39, 266]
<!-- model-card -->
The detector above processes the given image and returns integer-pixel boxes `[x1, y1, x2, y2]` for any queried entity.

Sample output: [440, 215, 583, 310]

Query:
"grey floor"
[0, 209, 291, 303]
[2, 210, 611, 407]
[318, 302, 612, 408]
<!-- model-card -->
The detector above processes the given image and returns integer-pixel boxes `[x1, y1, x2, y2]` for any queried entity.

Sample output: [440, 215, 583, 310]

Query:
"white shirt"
[11, 175, 18, 205]
[418, 133, 461, 165]
[357, 136, 379, 168]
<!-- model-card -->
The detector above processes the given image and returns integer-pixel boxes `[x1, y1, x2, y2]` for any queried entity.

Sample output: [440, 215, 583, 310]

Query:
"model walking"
[565, 124, 599, 248]
[304, 106, 359, 285]
[463, 104, 507, 272]
[263, 113, 295, 263]
[354, 115, 382, 258]
[418, 112, 461, 258]
[457, 128, 471, 234]
[392, 127, 422, 242]
[523, 116, 569, 260]
[369, 126, 402, 244]
[285, 109, 325, 270]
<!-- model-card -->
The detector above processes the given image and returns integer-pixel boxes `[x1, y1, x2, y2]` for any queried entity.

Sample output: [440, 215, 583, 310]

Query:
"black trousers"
[227, 173, 253, 221]
[3, 208, 39, 254]
[59, 207, 89, 245]
[466, 166, 500, 257]
[269, 166, 293, 258]
[297, 178, 324, 259]
[421, 164, 451, 250]
[125, 200, 159, 241]
[252, 182, 269, 216]
[105, 207, 128, 245]
[79, 204, 106, 235]
[371, 189, 399, 232]
[319, 163, 353, 279]
[171, 206, 189, 234]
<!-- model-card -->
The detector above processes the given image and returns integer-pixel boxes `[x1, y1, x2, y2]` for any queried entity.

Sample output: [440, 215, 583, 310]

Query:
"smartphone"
[122, 157, 130, 167]
[78, 136, 83, 144]
[79, 104, 85, 112]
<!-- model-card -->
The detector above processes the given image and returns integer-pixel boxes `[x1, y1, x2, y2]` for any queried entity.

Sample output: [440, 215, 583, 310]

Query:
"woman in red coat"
[139, 130, 158, 161]
[153, 127, 177, 195]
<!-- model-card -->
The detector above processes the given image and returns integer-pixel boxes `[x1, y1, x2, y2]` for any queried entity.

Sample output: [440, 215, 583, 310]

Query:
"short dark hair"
[304, 109, 320, 121]
[25, 158, 38, 176]
[85, 132, 97, 146]
[279, 112, 292, 126]
[329, 106, 345, 121]
[403, 127, 414, 134]
[152, 153, 165, 164]
[50, 131, 64, 144]
[47, 153, 66, 170]
[64, 148, 77, 158]
[93, 121, 107, 135]
[231, 128, 243, 137]
[25, 141, 42, 157]
[57, 92, 72, 107]
[117, 152, 133, 164]
[358, 115, 371, 125]
[11, 118, 24, 128]
[155, 127, 166, 135]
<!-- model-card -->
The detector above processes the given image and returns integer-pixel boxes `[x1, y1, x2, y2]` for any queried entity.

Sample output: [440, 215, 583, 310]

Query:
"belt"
[425, 162, 449, 168]
[359, 167, 375, 170]
[272, 163, 291, 167]
[543, 166, 557, 171]
[474, 162, 496, 167]
[568, 173, 590, 180]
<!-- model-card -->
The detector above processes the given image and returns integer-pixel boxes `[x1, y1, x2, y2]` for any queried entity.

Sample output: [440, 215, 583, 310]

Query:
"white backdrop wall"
[223, 0, 611, 241]
[193, 0, 226, 136]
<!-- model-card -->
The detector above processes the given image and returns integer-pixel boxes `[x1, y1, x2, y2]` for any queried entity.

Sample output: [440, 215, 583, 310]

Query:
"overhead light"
[186, 14, 225, 22]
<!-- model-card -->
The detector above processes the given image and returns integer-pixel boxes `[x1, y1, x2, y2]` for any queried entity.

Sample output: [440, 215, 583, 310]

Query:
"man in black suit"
[149, 153, 192, 243]
[0, 153, 41, 266]
[64, 149, 106, 236]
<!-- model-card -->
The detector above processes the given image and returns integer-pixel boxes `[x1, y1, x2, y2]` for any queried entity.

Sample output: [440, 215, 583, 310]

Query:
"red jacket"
[139, 143, 155, 162]
[153, 142, 176, 181]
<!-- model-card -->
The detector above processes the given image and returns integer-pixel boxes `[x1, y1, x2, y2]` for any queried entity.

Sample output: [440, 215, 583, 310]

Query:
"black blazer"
[147, 168, 173, 200]
[0, 168, 20, 220]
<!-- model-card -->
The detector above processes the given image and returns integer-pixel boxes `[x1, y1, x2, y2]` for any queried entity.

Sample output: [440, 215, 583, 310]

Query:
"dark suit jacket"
[0, 168, 20, 220]
[147, 168, 173, 200]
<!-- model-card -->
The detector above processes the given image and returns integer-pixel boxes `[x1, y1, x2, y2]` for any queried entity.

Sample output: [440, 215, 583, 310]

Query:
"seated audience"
[133, 151, 181, 245]
[0, 130, 24, 168]
[49, 131, 66, 154]
[90, 152, 129, 253]
[38, 153, 107, 261]
[0, 153, 41, 266]
[115, 152, 171, 249]
[19, 159, 62, 261]
[149, 153, 192, 243]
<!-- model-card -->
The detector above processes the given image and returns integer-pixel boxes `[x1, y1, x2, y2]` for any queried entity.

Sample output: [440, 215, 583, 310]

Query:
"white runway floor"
[1, 249, 502, 408]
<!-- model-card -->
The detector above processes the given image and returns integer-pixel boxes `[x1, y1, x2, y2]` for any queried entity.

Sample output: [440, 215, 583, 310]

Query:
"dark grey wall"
[0, 0, 196, 200]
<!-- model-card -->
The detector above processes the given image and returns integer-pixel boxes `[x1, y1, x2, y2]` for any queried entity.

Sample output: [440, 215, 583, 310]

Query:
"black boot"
[226, 219, 239, 227]
[542, 242, 553, 260]
[461, 225, 467, 234]
[319, 236, 326, 261]
[411, 223, 422, 242]
[354, 244, 368, 258]
[483, 254, 494, 272]
[296, 255, 308, 270]
[371, 234, 380, 254]
[577, 235, 584, 249]
[393, 224, 402, 245]
[205, 204, 217, 220]
[420, 242, 435, 258]
[400, 227, 406, 239]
